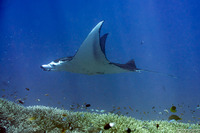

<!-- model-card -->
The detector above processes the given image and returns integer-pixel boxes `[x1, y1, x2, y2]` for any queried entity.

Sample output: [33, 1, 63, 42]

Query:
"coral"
[0, 98, 200, 133]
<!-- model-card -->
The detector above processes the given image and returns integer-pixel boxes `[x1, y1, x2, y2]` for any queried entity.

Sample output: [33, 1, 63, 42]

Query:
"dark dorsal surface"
[110, 59, 138, 71]
[100, 33, 109, 56]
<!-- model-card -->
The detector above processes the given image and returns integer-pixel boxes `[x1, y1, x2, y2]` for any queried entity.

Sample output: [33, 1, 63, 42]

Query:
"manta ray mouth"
[40, 65, 53, 71]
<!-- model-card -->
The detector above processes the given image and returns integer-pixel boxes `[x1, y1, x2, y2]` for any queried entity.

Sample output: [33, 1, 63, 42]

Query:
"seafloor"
[0, 98, 199, 133]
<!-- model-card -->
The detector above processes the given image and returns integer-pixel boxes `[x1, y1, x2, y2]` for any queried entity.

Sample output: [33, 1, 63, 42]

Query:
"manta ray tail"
[138, 68, 177, 78]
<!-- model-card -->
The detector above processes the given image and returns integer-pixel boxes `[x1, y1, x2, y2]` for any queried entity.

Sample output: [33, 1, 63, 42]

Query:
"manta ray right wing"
[71, 21, 110, 66]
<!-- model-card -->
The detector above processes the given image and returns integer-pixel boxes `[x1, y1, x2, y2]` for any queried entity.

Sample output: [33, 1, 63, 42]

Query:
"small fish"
[140, 40, 144, 45]
[180, 113, 184, 116]
[6, 117, 13, 121]
[44, 94, 49, 96]
[156, 124, 159, 129]
[170, 106, 177, 113]
[36, 99, 40, 102]
[61, 128, 67, 133]
[126, 128, 131, 133]
[18, 100, 24, 104]
[164, 109, 169, 113]
[168, 115, 182, 121]
[152, 106, 155, 109]
[116, 111, 121, 115]
[111, 109, 116, 112]
[25, 88, 30, 91]
[28, 117, 36, 121]
[85, 104, 91, 107]
[62, 114, 67, 117]
[1, 89, 5, 91]
[190, 110, 195, 113]
[77, 104, 81, 109]
[70, 108, 75, 110]
[129, 106, 133, 111]
[104, 123, 115, 130]
[100, 110, 105, 113]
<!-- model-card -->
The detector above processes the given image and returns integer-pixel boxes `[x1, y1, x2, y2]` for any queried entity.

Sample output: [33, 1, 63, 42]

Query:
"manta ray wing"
[71, 21, 109, 65]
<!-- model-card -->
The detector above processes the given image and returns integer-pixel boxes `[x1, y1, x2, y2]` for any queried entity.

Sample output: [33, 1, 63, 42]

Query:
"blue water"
[0, 0, 200, 123]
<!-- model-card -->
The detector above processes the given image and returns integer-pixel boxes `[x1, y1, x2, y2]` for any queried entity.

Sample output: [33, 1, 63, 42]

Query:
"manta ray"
[41, 21, 175, 77]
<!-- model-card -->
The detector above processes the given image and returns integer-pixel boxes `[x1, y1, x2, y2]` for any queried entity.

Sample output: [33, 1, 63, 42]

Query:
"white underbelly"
[57, 61, 129, 75]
